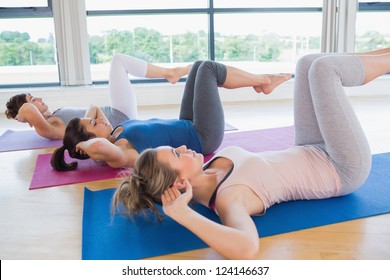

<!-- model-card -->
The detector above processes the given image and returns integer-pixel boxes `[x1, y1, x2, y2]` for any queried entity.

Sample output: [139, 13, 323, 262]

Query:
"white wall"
[1, 76, 389, 112]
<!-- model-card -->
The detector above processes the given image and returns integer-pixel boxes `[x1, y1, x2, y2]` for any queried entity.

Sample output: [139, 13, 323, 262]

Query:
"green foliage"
[0, 31, 30, 43]
[0, 31, 55, 66]
[132, 27, 169, 62]
[355, 31, 390, 53]
[8, 27, 390, 67]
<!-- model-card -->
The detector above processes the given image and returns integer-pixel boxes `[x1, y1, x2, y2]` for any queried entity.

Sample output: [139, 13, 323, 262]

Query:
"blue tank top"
[114, 118, 203, 154]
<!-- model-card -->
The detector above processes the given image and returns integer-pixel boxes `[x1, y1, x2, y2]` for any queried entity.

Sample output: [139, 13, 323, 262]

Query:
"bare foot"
[253, 73, 292, 94]
[166, 64, 192, 84]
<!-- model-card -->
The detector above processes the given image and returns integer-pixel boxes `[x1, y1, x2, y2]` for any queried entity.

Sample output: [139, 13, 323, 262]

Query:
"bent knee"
[340, 155, 372, 195]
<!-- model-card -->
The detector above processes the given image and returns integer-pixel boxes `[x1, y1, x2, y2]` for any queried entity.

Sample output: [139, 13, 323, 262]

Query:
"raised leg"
[108, 54, 191, 120]
[179, 61, 226, 154]
[146, 63, 191, 84]
[308, 54, 373, 195]
[108, 54, 146, 119]
[358, 52, 390, 84]
[293, 53, 330, 146]
[222, 66, 291, 94]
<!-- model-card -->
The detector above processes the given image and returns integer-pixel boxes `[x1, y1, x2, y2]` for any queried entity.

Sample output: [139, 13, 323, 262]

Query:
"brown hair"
[112, 148, 179, 221]
[50, 118, 96, 171]
[5, 93, 28, 119]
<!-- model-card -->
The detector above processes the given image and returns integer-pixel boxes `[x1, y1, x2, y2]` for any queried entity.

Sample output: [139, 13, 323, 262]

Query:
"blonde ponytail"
[112, 148, 179, 221]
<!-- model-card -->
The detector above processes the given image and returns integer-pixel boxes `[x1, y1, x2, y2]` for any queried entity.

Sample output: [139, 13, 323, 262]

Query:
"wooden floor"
[1, 96, 390, 260]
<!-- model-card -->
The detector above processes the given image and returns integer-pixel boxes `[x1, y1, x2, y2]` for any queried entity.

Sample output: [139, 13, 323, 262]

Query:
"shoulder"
[46, 116, 65, 126]
[112, 139, 139, 168]
[114, 137, 135, 150]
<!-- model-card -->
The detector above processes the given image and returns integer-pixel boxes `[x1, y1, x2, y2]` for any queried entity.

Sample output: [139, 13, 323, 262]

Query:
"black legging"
[179, 61, 227, 154]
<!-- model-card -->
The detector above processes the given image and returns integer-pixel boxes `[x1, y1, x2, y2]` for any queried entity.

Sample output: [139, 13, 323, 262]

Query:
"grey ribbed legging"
[179, 61, 227, 155]
[294, 53, 372, 195]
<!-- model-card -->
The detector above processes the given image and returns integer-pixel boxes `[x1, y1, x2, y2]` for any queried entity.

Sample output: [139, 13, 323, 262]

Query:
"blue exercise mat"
[82, 152, 390, 260]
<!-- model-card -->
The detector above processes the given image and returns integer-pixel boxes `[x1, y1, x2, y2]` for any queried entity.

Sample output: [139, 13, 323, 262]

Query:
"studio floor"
[1, 96, 390, 260]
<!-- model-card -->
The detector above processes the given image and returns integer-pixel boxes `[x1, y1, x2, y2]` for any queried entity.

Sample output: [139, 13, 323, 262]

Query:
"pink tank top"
[206, 146, 342, 213]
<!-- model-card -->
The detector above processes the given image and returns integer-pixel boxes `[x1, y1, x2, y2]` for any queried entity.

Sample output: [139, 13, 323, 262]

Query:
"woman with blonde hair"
[112, 48, 390, 259]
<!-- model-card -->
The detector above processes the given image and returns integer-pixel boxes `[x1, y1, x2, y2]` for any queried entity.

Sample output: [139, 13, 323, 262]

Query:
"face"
[79, 117, 113, 138]
[26, 93, 48, 114]
[156, 145, 204, 180]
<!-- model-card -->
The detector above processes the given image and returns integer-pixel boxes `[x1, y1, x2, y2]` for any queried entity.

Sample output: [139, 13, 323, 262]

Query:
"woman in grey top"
[4, 54, 191, 140]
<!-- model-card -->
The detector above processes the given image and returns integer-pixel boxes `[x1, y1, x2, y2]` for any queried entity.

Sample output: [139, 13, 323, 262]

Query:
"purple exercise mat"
[0, 130, 62, 152]
[29, 126, 295, 189]
[1, 123, 237, 153]
[204, 125, 294, 162]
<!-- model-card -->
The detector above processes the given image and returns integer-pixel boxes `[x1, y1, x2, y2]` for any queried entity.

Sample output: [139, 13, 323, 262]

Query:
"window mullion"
[336, 0, 357, 53]
[321, 0, 338, 52]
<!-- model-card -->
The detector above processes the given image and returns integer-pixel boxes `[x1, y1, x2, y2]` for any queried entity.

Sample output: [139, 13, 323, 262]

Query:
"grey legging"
[179, 61, 227, 155]
[294, 53, 372, 195]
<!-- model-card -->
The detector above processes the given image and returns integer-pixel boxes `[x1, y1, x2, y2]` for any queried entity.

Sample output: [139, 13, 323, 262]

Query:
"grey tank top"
[49, 106, 128, 127]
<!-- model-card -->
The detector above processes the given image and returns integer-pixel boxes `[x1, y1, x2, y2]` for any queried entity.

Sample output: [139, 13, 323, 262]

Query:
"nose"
[177, 145, 187, 152]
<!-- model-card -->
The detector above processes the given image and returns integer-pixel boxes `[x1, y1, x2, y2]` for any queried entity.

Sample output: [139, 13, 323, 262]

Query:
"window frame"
[358, 1, 390, 11]
[1, 1, 390, 88]
[0, 1, 53, 18]
[0, 0, 59, 88]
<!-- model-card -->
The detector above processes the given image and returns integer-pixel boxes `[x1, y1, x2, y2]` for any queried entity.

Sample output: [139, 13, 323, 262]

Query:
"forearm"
[87, 105, 111, 124]
[17, 103, 38, 124]
[78, 138, 131, 168]
[17, 104, 61, 139]
[79, 138, 118, 161]
[84, 105, 99, 118]
[172, 207, 259, 259]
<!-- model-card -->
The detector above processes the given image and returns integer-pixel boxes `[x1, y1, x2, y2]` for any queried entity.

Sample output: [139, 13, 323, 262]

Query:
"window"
[213, 11, 322, 74]
[85, 0, 207, 10]
[86, 0, 323, 83]
[1, 0, 48, 8]
[87, 14, 208, 81]
[5, 1, 365, 87]
[0, 1, 58, 87]
[356, 1, 390, 52]
[214, 0, 322, 8]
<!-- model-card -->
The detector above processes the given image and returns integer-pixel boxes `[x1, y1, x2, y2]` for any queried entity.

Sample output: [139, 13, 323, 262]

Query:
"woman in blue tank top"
[51, 58, 290, 171]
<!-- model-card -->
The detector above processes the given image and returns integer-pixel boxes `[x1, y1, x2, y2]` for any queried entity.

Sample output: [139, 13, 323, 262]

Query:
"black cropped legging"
[179, 61, 227, 155]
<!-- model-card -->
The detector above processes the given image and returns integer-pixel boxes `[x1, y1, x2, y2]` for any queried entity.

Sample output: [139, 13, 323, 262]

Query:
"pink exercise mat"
[29, 126, 295, 189]
[29, 153, 124, 190]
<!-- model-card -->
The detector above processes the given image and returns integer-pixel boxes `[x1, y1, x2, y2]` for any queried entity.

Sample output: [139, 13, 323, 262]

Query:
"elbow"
[227, 239, 260, 260]
[88, 141, 102, 154]
[239, 241, 260, 260]
[87, 140, 107, 158]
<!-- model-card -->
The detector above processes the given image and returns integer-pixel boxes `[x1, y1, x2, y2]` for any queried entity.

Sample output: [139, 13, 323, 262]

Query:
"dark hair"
[111, 148, 179, 222]
[5, 93, 28, 119]
[50, 118, 96, 171]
